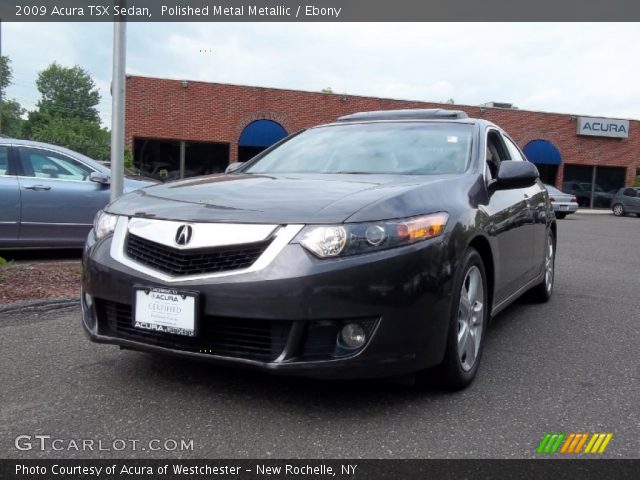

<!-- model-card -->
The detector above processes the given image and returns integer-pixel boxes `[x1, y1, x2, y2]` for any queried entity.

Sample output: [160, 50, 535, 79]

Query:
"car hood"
[107, 173, 466, 224]
[123, 176, 156, 192]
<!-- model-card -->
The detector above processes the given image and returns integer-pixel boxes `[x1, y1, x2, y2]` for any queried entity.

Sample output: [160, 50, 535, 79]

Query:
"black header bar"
[1, 0, 640, 22]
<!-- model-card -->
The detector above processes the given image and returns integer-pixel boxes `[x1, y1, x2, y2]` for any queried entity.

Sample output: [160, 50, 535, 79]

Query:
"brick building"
[125, 75, 639, 207]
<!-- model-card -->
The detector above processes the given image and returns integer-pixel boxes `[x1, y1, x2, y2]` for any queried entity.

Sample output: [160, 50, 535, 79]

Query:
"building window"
[562, 164, 626, 209]
[133, 138, 230, 181]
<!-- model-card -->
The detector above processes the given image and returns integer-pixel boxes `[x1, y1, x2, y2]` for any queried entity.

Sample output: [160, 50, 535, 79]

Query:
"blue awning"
[239, 120, 287, 147]
[523, 140, 562, 165]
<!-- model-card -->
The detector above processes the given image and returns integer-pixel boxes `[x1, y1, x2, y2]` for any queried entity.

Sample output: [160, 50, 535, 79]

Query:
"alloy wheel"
[457, 266, 484, 372]
[545, 234, 554, 293]
[613, 204, 624, 216]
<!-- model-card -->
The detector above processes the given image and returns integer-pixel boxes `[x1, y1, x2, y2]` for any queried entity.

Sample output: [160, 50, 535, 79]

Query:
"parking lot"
[1, 214, 638, 458]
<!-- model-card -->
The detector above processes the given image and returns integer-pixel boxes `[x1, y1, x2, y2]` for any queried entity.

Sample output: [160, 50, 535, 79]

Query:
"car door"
[0, 145, 21, 246]
[623, 188, 640, 213]
[503, 134, 547, 274]
[483, 129, 535, 303]
[16, 146, 110, 247]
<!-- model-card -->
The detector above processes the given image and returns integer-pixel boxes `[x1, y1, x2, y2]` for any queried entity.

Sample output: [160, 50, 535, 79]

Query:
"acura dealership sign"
[577, 117, 629, 138]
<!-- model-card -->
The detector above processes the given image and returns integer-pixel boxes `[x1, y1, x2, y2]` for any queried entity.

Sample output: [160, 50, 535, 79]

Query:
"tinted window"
[19, 148, 93, 181]
[245, 123, 474, 175]
[0, 147, 9, 175]
[485, 130, 508, 179]
[504, 136, 525, 162]
[623, 188, 637, 197]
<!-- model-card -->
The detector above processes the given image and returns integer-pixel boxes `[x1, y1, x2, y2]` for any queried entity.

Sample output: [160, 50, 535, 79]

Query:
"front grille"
[125, 234, 272, 276]
[97, 300, 290, 362]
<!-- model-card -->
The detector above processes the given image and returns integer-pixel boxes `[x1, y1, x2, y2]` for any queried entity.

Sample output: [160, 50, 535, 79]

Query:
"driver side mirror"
[89, 171, 110, 185]
[225, 162, 244, 174]
[491, 161, 539, 190]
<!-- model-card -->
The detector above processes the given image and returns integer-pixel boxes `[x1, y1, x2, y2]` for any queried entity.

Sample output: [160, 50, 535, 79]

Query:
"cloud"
[3, 22, 640, 125]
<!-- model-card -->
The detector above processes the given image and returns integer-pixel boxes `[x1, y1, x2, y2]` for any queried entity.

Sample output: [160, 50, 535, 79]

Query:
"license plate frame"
[132, 286, 199, 337]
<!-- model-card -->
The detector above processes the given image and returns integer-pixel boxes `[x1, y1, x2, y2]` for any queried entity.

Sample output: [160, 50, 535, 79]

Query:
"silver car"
[545, 185, 578, 219]
[0, 138, 153, 249]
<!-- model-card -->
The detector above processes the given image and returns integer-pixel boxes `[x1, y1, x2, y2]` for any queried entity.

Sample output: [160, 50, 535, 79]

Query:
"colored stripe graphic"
[539, 433, 613, 454]
[537, 433, 565, 454]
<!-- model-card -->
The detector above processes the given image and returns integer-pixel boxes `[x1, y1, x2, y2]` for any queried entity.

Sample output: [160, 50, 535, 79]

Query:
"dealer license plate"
[133, 287, 197, 337]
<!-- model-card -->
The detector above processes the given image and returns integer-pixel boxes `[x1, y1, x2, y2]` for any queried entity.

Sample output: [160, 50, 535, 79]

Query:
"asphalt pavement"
[1, 214, 638, 459]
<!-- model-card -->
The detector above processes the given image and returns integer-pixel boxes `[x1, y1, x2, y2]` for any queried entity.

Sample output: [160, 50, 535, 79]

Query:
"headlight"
[298, 212, 448, 258]
[93, 210, 118, 239]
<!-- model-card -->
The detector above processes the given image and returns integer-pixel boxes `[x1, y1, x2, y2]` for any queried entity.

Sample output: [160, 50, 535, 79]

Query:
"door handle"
[24, 185, 51, 191]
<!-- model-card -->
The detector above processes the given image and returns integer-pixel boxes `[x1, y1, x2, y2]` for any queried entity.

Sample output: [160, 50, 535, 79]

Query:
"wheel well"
[550, 220, 557, 244]
[468, 236, 494, 316]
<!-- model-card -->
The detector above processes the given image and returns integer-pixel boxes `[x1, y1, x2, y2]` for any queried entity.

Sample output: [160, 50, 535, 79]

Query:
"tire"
[612, 204, 625, 216]
[555, 212, 566, 219]
[529, 229, 555, 303]
[434, 248, 489, 390]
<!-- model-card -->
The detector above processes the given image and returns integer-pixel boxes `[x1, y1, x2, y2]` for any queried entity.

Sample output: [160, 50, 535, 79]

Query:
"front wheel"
[435, 248, 488, 390]
[529, 229, 555, 302]
[612, 204, 625, 216]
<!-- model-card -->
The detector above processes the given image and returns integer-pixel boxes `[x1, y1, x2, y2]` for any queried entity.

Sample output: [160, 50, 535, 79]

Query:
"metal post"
[590, 166, 597, 209]
[179, 141, 186, 179]
[110, 15, 126, 201]
[0, 18, 3, 135]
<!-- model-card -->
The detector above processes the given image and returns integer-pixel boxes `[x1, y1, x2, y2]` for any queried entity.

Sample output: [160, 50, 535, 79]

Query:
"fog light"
[83, 292, 93, 309]
[340, 323, 366, 349]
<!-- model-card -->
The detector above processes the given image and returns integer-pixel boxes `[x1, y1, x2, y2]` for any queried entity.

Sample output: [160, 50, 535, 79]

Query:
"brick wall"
[125, 75, 640, 187]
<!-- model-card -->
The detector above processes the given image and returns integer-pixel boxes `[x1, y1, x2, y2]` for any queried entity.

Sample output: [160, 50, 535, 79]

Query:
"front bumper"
[82, 228, 456, 379]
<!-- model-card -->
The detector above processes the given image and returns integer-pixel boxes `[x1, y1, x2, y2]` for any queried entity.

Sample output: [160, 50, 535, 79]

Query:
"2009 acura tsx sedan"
[82, 109, 556, 389]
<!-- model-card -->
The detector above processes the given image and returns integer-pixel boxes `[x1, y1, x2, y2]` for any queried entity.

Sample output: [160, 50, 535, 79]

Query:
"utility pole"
[110, 9, 126, 201]
[0, 18, 3, 135]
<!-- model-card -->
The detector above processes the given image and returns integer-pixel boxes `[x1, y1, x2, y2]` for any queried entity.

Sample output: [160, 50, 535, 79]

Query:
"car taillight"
[571, 196, 577, 203]
[549, 197, 556, 202]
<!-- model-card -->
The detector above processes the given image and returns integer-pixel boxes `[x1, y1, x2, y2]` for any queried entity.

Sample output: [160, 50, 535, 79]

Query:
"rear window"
[245, 122, 474, 175]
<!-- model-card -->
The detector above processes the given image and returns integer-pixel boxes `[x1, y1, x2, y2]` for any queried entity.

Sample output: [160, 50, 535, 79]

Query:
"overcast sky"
[3, 22, 639, 126]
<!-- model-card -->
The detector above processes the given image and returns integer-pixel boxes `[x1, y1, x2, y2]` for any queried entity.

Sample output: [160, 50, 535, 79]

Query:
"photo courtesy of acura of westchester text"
[0, 0, 639, 477]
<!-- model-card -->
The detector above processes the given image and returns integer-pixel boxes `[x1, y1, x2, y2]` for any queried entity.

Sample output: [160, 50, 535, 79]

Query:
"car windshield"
[245, 122, 474, 175]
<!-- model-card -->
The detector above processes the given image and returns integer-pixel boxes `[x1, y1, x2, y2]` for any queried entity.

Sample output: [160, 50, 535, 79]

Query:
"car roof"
[0, 137, 108, 173]
[337, 109, 470, 122]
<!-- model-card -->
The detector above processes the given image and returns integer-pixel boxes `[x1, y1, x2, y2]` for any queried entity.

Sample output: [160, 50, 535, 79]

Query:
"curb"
[574, 210, 612, 215]
[0, 297, 79, 314]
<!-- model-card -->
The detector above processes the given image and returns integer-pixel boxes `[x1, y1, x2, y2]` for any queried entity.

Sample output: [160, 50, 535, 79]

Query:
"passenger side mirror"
[492, 161, 539, 190]
[225, 162, 244, 174]
[89, 171, 111, 185]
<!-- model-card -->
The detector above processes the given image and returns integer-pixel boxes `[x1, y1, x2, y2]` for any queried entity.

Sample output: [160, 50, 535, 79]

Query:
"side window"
[485, 130, 509, 180]
[18, 148, 93, 181]
[0, 146, 9, 175]
[623, 188, 637, 197]
[503, 136, 525, 162]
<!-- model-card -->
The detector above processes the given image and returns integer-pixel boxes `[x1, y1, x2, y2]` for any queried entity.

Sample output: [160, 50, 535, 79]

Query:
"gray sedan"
[611, 187, 640, 216]
[545, 185, 578, 219]
[0, 138, 153, 249]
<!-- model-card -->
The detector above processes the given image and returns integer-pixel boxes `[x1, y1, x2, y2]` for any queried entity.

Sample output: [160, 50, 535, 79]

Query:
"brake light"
[571, 196, 577, 203]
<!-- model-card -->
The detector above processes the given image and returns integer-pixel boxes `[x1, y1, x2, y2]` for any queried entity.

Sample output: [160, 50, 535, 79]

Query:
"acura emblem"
[175, 225, 193, 246]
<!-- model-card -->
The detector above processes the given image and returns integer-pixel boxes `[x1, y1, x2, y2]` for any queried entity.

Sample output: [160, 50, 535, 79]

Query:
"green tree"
[30, 116, 110, 161]
[34, 62, 100, 122]
[0, 56, 11, 93]
[24, 62, 109, 159]
[0, 56, 25, 137]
